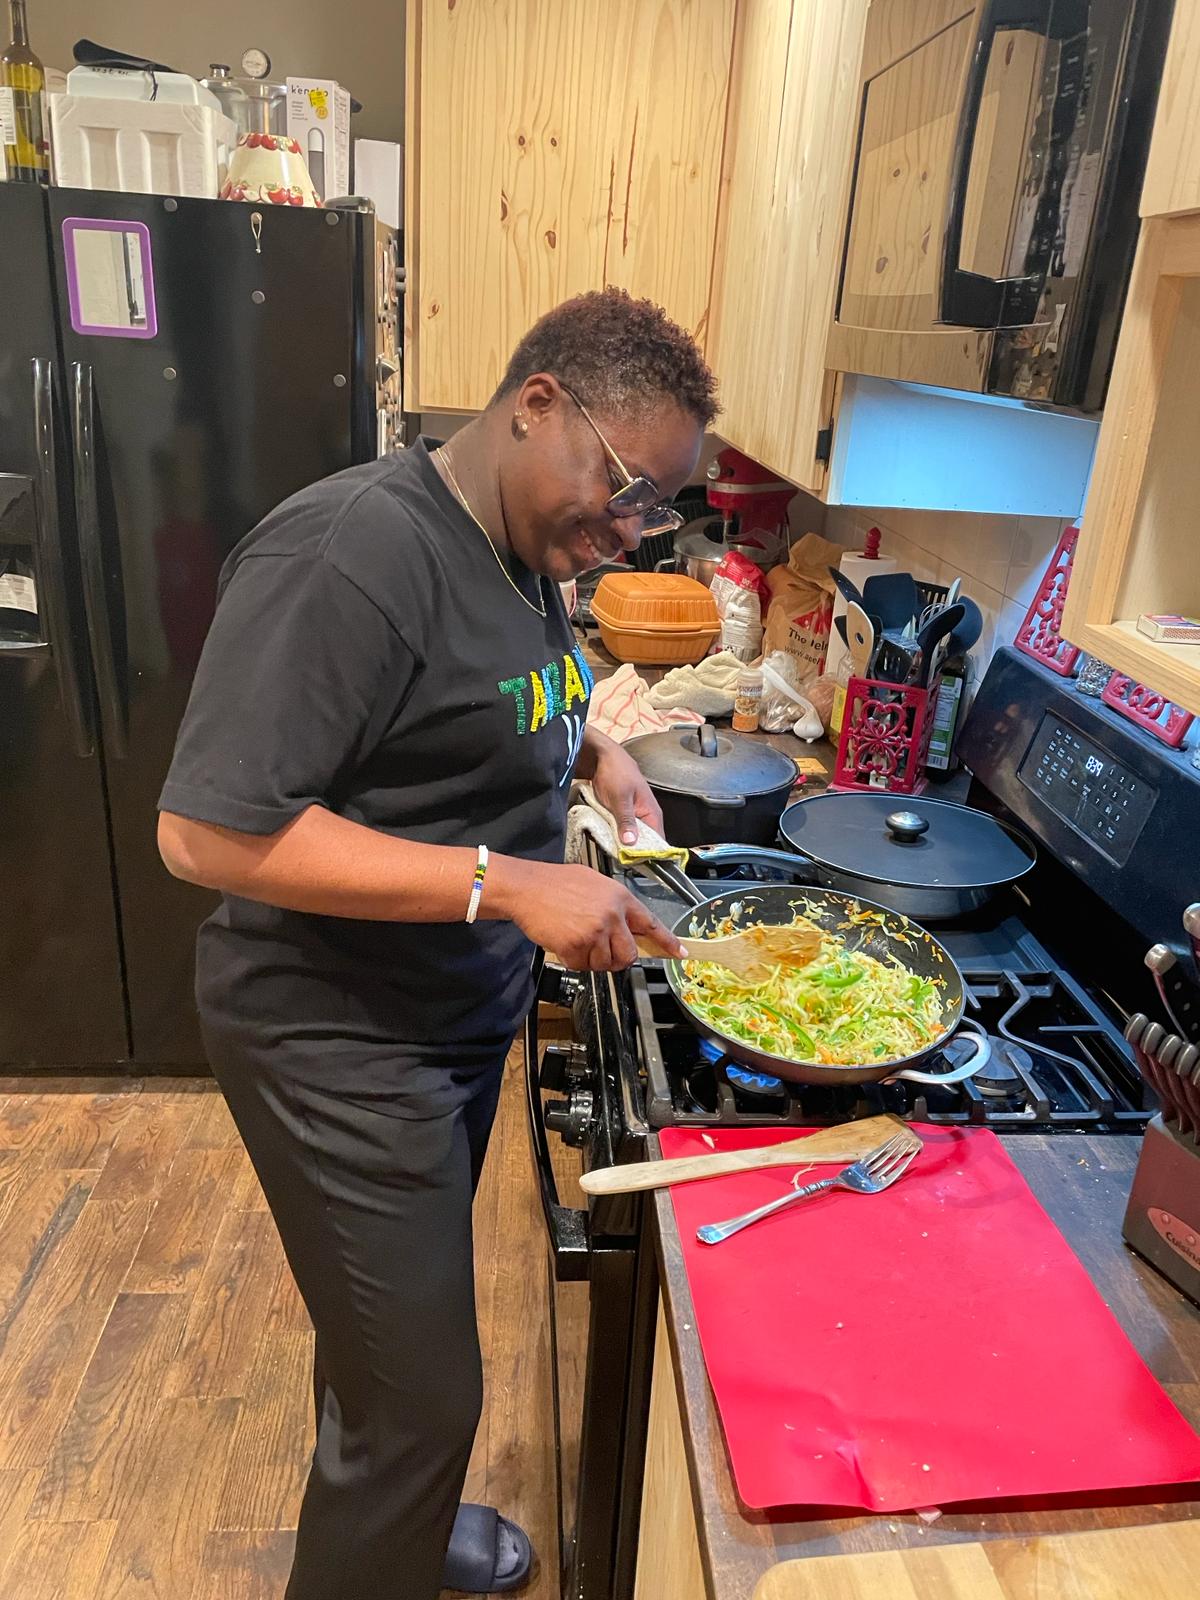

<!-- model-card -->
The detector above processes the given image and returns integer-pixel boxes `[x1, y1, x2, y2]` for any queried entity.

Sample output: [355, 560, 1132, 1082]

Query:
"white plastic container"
[49, 95, 237, 198]
[65, 66, 222, 108]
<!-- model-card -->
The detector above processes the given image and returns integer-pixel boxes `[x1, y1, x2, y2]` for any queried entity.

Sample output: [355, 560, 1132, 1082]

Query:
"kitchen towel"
[659, 1124, 1200, 1512]
[565, 782, 689, 870]
[587, 662, 703, 742]
[648, 650, 746, 719]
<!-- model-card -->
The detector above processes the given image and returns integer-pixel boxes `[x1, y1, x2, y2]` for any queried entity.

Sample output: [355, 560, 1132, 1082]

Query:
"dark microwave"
[828, 0, 1173, 413]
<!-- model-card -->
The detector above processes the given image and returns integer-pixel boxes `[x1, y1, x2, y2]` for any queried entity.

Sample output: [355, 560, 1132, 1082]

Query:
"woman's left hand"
[586, 732, 665, 846]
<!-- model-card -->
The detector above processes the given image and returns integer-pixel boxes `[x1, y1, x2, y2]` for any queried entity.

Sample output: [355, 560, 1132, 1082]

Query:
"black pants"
[204, 1021, 507, 1600]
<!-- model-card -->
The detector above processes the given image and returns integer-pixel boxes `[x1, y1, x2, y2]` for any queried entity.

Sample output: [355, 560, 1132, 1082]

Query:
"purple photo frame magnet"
[62, 216, 158, 340]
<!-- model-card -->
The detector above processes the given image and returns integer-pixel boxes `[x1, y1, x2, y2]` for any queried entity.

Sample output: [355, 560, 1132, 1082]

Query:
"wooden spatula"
[637, 919, 822, 982]
[579, 1113, 917, 1195]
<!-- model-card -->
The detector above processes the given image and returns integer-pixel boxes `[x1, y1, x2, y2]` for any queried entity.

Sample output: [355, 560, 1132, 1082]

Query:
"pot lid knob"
[886, 809, 929, 843]
[698, 723, 719, 759]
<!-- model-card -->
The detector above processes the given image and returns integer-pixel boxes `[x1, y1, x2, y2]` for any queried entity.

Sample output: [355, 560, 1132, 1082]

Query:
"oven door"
[830, 0, 1055, 391]
[525, 962, 657, 1600]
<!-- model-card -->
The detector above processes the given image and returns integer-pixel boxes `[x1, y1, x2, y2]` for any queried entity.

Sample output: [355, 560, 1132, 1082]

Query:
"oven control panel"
[1018, 713, 1158, 865]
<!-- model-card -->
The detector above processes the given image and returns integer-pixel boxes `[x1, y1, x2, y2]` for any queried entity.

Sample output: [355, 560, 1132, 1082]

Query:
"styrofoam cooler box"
[49, 95, 237, 198]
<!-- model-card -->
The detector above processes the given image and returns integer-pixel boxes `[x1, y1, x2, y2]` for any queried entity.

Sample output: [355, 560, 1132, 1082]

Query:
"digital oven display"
[1017, 714, 1157, 866]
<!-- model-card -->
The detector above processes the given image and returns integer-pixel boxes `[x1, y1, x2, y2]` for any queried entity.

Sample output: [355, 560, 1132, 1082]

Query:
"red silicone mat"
[659, 1124, 1200, 1512]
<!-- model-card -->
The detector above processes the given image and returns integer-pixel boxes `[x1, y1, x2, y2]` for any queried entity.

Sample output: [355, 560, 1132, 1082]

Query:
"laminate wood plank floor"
[0, 1050, 576, 1598]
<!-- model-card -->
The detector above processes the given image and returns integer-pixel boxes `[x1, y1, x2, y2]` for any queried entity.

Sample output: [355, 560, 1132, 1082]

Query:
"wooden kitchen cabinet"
[1062, 213, 1200, 716]
[706, 0, 871, 494]
[1140, 1, 1200, 218]
[404, 0, 736, 413]
[634, 1300, 705, 1600]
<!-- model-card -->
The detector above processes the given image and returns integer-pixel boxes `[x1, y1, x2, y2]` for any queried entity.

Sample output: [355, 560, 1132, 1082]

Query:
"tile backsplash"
[822, 505, 1074, 678]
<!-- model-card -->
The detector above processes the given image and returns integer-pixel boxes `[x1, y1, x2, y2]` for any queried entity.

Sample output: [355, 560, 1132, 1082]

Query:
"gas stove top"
[610, 855, 1150, 1134]
[626, 957, 1148, 1131]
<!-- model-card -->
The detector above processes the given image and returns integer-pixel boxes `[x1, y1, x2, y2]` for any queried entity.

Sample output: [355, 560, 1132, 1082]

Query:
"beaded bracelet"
[465, 844, 489, 925]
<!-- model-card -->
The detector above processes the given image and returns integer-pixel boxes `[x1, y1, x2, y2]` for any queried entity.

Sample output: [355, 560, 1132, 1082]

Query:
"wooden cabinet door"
[405, 0, 735, 413]
[1063, 214, 1200, 716]
[1141, 3, 1200, 219]
[706, 0, 871, 494]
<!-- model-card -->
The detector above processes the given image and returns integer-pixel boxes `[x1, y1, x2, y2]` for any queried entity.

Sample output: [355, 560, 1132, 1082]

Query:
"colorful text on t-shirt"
[498, 645, 594, 736]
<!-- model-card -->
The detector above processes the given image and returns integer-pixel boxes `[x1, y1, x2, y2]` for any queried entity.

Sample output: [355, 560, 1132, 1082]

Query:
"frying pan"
[638, 859, 990, 1088]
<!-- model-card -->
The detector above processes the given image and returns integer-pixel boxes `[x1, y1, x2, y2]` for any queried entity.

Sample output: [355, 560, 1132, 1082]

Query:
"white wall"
[824, 504, 1070, 673]
[35, 1, 405, 144]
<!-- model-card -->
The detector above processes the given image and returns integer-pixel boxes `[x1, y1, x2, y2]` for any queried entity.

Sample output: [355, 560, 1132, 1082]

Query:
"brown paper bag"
[762, 533, 841, 689]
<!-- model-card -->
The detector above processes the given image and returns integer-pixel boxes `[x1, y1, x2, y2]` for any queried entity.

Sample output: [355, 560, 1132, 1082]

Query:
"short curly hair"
[492, 287, 719, 427]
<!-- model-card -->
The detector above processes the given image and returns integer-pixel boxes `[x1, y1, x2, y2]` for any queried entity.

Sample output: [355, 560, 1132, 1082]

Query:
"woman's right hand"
[491, 858, 687, 972]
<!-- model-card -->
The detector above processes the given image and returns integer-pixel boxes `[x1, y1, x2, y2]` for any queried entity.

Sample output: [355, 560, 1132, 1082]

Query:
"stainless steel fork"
[695, 1133, 919, 1245]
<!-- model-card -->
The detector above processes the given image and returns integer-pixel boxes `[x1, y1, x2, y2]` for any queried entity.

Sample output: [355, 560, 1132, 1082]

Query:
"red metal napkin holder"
[1014, 524, 1081, 677]
[1102, 673, 1195, 749]
[833, 676, 939, 794]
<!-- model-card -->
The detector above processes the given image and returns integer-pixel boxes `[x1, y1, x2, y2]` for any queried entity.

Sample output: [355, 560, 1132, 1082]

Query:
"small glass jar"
[1074, 653, 1112, 698]
[732, 667, 763, 733]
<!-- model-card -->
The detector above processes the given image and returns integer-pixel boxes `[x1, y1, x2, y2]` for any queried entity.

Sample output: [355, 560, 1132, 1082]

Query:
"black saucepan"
[639, 859, 990, 1088]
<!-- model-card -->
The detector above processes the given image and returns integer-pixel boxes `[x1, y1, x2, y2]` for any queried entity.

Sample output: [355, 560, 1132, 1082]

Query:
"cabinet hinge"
[814, 425, 833, 464]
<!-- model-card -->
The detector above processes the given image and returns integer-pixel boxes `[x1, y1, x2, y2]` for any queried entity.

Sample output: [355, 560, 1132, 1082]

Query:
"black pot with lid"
[692, 790, 1036, 921]
[623, 723, 798, 847]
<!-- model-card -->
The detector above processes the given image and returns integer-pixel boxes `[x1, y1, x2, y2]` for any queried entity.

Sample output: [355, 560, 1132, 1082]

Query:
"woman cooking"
[157, 288, 719, 1599]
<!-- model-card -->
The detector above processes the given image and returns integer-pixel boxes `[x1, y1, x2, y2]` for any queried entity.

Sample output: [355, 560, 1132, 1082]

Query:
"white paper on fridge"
[353, 138, 403, 229]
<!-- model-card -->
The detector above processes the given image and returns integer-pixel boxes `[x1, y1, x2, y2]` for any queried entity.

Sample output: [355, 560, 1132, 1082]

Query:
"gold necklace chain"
[436, 445, 547, 619]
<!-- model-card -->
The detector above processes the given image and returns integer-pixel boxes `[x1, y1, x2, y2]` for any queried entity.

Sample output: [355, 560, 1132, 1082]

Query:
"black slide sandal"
[441, 1503, 533, 1594]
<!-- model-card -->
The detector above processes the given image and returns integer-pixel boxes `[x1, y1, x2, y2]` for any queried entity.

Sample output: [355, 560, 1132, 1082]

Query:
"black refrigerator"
[0, 184, 401, 1069]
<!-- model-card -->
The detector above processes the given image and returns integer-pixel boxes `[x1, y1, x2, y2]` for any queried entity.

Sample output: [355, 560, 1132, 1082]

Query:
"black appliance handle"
[70, 362, 127, 760]
[26, 359, 93, 756]
[938, 0, 1053, 327]
[523, 954, 590, 1283]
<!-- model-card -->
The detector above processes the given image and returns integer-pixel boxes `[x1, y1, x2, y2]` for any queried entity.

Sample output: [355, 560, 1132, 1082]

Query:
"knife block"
[832, 675, 939, 795]
[1123, 1114, 1200, 1306]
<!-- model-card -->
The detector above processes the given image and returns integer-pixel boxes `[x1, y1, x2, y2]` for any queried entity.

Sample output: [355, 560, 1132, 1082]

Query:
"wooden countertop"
[754, 1519, 1200, 1598]
[650, 1135, 1200, 1599]
[577, 633, 840, 788]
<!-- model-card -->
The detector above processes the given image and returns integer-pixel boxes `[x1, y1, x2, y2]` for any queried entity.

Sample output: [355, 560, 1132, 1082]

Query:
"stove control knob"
[544, 1089, 595, 1147]
[539, 1042, 591, 1092]
[538, 966, 587, 1009]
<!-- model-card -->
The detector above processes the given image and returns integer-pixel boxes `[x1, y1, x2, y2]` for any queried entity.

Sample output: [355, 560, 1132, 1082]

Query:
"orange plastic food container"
[590, 572, 720, 665]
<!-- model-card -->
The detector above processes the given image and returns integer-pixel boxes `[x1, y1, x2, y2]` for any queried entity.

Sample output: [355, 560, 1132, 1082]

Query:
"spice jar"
[732, 666, 763, 733]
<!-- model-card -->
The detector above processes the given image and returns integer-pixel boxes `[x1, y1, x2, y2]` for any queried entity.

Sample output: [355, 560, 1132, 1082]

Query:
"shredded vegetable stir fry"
[680, 910, 945, 1066]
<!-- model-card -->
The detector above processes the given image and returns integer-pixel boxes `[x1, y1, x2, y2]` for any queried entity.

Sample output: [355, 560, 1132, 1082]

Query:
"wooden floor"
[0, 1050, 569, 1599]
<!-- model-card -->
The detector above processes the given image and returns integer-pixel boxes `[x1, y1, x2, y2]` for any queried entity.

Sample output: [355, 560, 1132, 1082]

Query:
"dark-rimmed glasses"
[561, 384, 685, 537]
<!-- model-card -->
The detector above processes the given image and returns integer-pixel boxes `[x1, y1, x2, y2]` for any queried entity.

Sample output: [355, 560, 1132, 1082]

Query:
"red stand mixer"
[705, 446, 796, 567]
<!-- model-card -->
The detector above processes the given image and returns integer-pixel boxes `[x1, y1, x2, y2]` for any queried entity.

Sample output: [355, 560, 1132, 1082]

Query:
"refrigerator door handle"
[70, 361, 127, 760]
[27, 358, 94, 756]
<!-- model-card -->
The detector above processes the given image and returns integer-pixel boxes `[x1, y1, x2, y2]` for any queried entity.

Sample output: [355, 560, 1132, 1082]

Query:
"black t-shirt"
[159, 439, 593, 1060]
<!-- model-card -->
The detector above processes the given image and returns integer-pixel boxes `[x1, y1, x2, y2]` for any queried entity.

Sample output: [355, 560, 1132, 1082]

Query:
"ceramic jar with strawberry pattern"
[220, 131, 322, 206]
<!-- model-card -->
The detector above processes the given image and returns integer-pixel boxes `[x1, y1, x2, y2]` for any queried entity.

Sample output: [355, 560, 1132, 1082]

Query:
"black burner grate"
[629, 964, 1151, 1132]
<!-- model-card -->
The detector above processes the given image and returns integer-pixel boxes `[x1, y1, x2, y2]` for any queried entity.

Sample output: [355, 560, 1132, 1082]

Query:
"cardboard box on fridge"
[286, 78, 350, 203]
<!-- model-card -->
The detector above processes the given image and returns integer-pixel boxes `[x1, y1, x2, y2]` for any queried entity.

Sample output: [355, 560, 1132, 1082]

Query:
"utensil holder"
[832, 675, 939, 795]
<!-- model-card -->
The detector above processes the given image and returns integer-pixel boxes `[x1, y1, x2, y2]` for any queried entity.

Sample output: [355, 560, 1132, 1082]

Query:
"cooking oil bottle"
[1, 0, 48, 182]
